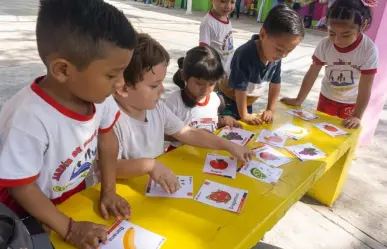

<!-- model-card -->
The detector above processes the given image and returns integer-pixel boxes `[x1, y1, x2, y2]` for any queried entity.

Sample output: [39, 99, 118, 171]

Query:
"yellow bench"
[50, 103, 359, 249]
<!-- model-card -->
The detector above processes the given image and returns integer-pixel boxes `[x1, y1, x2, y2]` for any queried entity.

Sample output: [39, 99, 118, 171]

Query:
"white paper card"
[253, 144, 292, 167]
[145, 176, 193, 199]
[238, 160, 283, 184]
[203, 153, 237, 179]
[275, 123, 309, 140]
[218, 127, 255, 146]
[286, 108, 319, 121]
[256, 129, 288, 148]
[313, 122, 348, 137]
[285, 143, 326, 162]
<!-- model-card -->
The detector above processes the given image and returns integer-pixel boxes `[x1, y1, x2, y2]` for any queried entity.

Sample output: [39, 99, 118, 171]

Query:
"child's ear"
[259, 28, 266, 40]
[49, 58, 72, 84]
[116, 85, 130, 98]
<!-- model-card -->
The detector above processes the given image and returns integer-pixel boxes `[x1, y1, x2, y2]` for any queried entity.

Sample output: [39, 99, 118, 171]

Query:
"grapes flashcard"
[238, 160, 283, 184]
[194, 180, 248, 213]
[275, 123, 309, 140]
[102, 219, 165, 249]
[145, 176, 193, 199]
[253, 144, 292, 167]
[218, 127, 255, 146]
[313, 122, 348, 137]
[286, 108, 319, 121]
[203, 153, 237, 179]
[256, 129, 288, 148]
[285, 143, 326, 162]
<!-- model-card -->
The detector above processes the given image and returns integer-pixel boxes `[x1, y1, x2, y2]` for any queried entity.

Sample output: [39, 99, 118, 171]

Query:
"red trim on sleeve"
[361, 68, 377, 75]
[98, 111, 121, 134]
[199, 42, 209, 46]
[51, 180, 86, 205]
[312, 55, 325, 65]
[0, 174, 39, 187]
[208, 10, 229, 24]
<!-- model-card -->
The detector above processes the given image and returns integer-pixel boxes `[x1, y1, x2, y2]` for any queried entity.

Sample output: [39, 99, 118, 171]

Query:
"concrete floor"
[0, 0, 386, 248]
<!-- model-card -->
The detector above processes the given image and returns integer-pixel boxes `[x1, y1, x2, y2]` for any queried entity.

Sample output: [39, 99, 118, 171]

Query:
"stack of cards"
[313, 122, 348, 137]
[203, 153, 237, 179]
[102, 219, 166, 249]
[275, 123, 309, 140]
[287, 108, 319, 121]
[285, 143, 326, 161]
[256, 129, 288, 148]
[145, 176, 194, 199]
[253, 144, 292, 167]
[238, 160, 283, 184]
[218, 127, 255, 146]
[194, 180, 248, 213]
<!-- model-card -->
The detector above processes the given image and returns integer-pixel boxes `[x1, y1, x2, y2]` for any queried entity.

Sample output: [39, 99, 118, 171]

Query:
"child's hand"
[261, 110, 274, 123]
[99, 191, 131, 220]
[281, 97, 302, 106]
[227, 144, 254, 163]
[343, 116, 361, 129]
[241, 114, 263, 125]
[149, 161, 181, 194]
[221, 116, 241, 128]
[65, 220, 108, 249]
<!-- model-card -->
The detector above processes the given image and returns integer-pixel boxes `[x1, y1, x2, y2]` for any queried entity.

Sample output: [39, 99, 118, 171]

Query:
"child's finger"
[99, 204, 109, 220]
[159, 179, 170, 194]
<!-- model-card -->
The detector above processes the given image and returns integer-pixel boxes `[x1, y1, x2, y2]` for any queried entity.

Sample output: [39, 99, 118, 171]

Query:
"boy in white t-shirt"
[199, 0, 236, 75]
[0, 1, 136, 248]
[112, 34, 253, 194]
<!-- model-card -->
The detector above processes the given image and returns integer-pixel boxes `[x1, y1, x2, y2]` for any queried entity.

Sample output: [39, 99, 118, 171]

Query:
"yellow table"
[51, 103, 360, 249]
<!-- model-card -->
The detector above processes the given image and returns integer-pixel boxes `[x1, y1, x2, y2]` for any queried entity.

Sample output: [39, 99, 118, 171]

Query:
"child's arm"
[217, 93, 240, 128]
[262, 83, 281, 123]
[235, 90, 263, 125]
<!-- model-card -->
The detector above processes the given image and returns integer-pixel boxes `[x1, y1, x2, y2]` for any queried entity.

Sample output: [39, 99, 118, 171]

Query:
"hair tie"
[361, 0, 378, 7]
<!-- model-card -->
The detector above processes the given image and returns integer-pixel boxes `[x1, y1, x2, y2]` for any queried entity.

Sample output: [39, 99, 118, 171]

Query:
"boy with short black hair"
[0, 0, 136, 248]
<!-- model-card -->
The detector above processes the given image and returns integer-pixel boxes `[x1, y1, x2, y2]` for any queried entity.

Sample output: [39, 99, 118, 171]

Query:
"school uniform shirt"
[114, 101, 184, 160]
[219, 34, 281, 106]
[0, 76, 120, 214]
[313, 34, 379, 104]
[200, 11, 235, 75]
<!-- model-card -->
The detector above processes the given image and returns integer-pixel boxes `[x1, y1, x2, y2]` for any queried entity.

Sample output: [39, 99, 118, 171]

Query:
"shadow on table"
[253, 242, 284, 249]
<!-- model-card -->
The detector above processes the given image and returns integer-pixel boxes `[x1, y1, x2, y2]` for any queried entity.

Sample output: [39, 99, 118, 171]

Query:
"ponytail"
[173, 57, 186, 89]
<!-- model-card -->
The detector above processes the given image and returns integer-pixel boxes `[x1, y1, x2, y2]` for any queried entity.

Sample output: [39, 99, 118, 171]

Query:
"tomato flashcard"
[194, 180, 248, 213]
[313, 122, 348, 137]
[203, 153, 238, 179]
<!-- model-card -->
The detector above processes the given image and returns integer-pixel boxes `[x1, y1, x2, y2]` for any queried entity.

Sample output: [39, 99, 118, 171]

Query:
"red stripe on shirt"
[98, 111, 121, 134]
[312, 55, 325, 65]
[199, 42, 209, 46]
[0, 174, 39, 187]
[361, 68, 377, 75]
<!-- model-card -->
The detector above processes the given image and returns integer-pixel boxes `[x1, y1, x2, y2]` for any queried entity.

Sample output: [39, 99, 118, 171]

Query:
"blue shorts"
[218, 92, 253, 120]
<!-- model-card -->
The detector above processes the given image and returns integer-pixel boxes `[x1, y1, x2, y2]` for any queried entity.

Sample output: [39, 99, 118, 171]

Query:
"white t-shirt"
[114, 101, 184, 160]
[313, 34, 379, 104]
[200, 11, 235, 75]
[0, 77, 120, 213]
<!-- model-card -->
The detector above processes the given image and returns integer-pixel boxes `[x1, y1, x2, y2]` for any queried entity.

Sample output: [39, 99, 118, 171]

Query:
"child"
[0, 0, 136, 248]
[218, 4, 304, 125]
[112, 34, 253, 194]
[282, 0, 378, 129]
[199, 0, 236, 75]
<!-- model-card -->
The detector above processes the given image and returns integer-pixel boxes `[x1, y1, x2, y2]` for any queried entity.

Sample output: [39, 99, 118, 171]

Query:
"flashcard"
[102, 219, 165, 249]
[275, 123, 309, 140]
[203, 153, 237, 179]
[286, 108, 319, 121]
[238, 160, 283, 184]
[145, 176, 193, 199]
[218, 127, 255, 146]
[285, 143, 326, 162]
[194, 180, 248, 213]
[313, 122, 348, 137]
[256, 129, 288, 148]
[253, 144, 292, 167]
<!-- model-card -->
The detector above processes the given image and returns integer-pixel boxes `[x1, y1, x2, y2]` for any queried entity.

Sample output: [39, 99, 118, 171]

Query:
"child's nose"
[115, 76, 125, 90]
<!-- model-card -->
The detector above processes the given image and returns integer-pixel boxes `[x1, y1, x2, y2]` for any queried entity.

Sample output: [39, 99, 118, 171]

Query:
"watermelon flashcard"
[256, 129, 288, 148]
[285, 143, 326, 162]
[145, 176, 193, 199]
[203, 153, 237, 179]
[238, 160, 283, 184]
[313, 122, 348, 137]
[275, 123, 309, 140]
[218, 127, 255, 146]
[194, 180, 248, 213]
[286, 108, 319, 121]
[253, 144, 292, 167]
[101, 219, 165, 249]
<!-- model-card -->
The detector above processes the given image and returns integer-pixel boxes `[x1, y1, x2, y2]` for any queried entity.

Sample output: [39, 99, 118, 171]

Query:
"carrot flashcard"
[145, 176, 193, 199]
[256, 129, 288, 148]
[285, 143, 326, 162]
[203, 153, 237, 179]
[194, 180, 248, 213]
[313, 122, 348, 137]
[102, 219, 165, 249]
[275, 123, 309, 140]
[286, 108, 319, 121]
[238, 160, 283, 184]
[253, 144, 292, 167]
[218, 127, 255, 146]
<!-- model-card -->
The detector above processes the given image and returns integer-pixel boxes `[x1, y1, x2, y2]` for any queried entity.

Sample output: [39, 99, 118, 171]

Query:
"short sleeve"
[99, 96, 121, 134]
[199, 22, 212, 46]
[228, 52, 250, 91]
[0, 127, 46, 187]
[361, 45, 379, 75]
[271, 61, 282, 84]
[161, 103, 185, 135]
[165, 92, 179, 115]
[312, 38, 328, 66]
[113, 123, 124, 160]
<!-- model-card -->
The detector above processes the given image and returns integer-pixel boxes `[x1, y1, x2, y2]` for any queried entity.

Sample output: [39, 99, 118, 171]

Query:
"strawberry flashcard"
[238, 160, 283, 184]
[145, 176, 193, 199]
[253, 144, 292, 167]
[102, 219, 165, 249]
[218, 127, 255, 146]
[256, 129, 288, 148]
[286, 108, 319, 121]
[313, 122, 348, 137]
[285, 143, 326, 162]
[194, 180, 248, 213]
[203, 153, 238, 179]
[275, 123, 309, 140]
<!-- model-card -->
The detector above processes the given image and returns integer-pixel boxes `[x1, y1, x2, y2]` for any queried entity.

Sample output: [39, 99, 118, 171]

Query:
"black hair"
[173, 46, 225, 107]
[263, 4, 305, 37]
[36, 0, 137, 70]
[326, 0, 373, 30]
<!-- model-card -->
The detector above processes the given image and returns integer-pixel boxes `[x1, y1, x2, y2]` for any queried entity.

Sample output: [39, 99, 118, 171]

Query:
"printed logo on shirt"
[329, 70, 354, 86]
[190, 118, 217, 133]
[222, 31, 234, 52]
